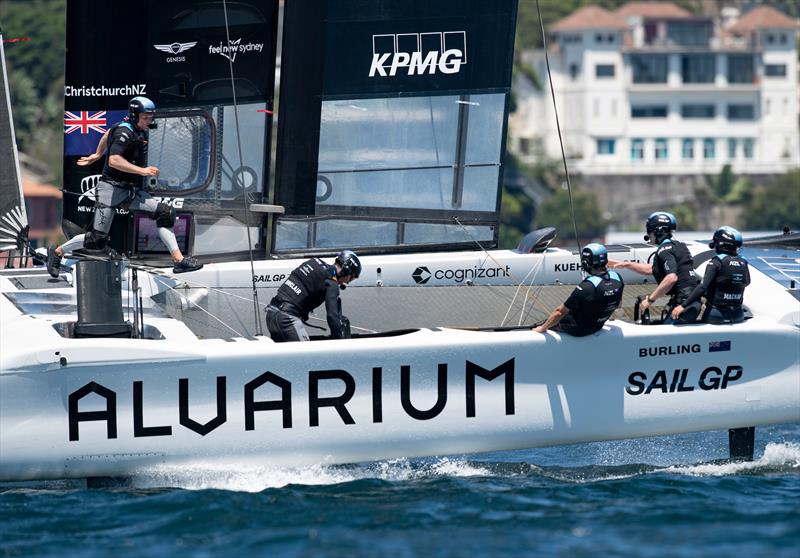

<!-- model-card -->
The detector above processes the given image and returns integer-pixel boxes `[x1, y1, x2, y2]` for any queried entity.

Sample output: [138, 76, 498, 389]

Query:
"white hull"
[1, 245, 798, 481]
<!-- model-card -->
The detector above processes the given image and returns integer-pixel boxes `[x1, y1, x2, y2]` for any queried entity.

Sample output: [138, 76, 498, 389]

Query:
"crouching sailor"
[534, 243, 624, 336]
[672, 226, 750, 324]
[611, 211, 700, 324]
[266, 250, 362, 342]
[46, 96, 203, 277]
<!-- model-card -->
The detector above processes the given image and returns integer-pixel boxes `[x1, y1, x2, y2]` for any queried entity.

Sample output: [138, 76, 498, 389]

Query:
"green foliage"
[712, 164, 735, 200]
[743, 169, 800, 231]
[1, 0, 66, 181]
[666, 203, 698, 231]
[536, 186, 607, 243]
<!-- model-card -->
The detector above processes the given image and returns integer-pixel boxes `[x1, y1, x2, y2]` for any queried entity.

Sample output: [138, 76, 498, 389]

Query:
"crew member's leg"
[128, 190, 202, 273]
[84, 180, 127, 251]
[266, 306, 310, 342]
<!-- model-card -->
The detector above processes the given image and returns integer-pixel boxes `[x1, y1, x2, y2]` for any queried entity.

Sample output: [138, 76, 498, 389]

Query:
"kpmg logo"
[369, 31, 466, 77]
[153, 41, 197, 63]
[412, 266, 431, 284]
[209, 38, 264, 62]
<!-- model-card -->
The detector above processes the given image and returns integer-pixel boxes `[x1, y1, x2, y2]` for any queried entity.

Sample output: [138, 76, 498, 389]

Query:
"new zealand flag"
[63, 110, 128, 156]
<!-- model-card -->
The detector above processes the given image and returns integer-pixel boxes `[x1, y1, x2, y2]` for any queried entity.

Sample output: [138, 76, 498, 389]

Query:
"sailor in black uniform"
[534, 243, 624, 336]
[47, 96, 203, 276]
[610, 211, 700, 324]
[672, 226, 750, 324]
[266, 250, 362, 342]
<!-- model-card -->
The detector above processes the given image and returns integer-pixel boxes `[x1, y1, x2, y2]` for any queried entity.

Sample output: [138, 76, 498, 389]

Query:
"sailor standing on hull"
[672, 226, 750, 324]
[534, 243, 624, 336]
[46, 96, 203, 276]
[610, 211, 701, 324]
[266, 250, 362, 342]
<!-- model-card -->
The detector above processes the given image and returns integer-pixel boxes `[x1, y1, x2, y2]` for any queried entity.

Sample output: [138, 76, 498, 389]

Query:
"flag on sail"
[63, 110, 127, 156]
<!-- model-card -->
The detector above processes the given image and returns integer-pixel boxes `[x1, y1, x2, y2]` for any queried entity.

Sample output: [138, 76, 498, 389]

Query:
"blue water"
[2, 248, 798, 558]
[2, 424, 798, 557]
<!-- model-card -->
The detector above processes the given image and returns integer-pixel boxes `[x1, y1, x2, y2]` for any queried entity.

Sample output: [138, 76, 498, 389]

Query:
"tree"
[666, 203, 699, 231]
[743, 170, 800, 231]
[536, 186, 607, 244]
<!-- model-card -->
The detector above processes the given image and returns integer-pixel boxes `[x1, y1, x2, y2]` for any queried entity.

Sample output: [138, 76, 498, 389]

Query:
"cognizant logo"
[369, 31, 467, 77]
[413, 264, 511, 284]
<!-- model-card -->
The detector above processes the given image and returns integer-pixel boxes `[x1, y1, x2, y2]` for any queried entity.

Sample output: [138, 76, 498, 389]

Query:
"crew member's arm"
[639, 250, 677, 312]
[108, 154, 159, 177]
[672, 260, 717, 319]
[77, 130, 110, 166]
[534, 304, 569, 334]
[324, 280, 346, 339]
[608, 259, 652, 276]
[106, 128, 159, 177]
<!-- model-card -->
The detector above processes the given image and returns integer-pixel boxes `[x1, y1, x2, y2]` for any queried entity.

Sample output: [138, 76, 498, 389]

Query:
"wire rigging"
[535, 0, 582, 256]
[222, 0, 263, 336]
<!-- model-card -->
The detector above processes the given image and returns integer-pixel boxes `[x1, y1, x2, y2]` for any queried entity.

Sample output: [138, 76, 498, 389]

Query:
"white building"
[510, 2, 800, 176]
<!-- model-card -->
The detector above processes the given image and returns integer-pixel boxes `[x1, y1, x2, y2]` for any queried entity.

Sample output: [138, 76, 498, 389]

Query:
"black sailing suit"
[559, 270, 624, 337]
[652, 238, 701, 324]
[682, 254, 751, 324]
[266, 258, 347, 342]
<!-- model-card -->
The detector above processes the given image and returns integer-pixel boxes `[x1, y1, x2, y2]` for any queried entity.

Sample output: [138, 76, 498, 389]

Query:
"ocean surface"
[2, 247, 798, 558]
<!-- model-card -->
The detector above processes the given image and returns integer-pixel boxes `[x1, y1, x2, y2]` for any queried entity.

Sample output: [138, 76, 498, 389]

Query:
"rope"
[222, 0, 263, 336]
[535, 0, 582, 256]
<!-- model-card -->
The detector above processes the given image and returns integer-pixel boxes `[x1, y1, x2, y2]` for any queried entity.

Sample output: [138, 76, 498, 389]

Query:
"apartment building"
[511, 3, 800, 177]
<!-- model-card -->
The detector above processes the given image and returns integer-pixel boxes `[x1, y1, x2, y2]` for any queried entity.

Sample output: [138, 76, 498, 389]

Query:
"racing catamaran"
[0, 1, 798, 483]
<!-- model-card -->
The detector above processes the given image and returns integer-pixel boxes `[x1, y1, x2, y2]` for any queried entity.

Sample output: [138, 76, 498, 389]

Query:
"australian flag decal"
[709, 340, 731, 352]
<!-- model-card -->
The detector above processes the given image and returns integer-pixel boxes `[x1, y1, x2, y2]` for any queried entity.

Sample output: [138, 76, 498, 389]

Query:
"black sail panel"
[63, 0, 278, 260]
[0, 32, 28, 253]
[274, 0, 519, 256]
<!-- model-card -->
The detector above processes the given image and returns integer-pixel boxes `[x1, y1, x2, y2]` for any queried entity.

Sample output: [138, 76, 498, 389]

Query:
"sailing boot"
[173, 256, 203, 274]
[46, 246, 62, 278]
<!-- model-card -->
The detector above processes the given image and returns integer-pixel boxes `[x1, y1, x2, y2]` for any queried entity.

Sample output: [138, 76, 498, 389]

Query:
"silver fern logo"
[0, 205, 28, 251]
[78, 174, 101, 205]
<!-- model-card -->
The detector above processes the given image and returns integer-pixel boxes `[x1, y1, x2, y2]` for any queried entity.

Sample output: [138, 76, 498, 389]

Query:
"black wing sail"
[0, 31, 29, 253]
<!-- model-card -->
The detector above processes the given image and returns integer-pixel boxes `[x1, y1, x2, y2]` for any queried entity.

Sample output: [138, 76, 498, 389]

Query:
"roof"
[615, 2, 692, 19]
[551, 5, 627, 32]
[22, 177, 61, 198]
[727, 5, 799, 33]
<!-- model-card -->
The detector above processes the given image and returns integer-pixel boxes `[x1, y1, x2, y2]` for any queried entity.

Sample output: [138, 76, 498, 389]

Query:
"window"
[727, 104, 755, 120]
[779, 34, 787, 44]
[743, 138, 754, 159]
[681, 104, 715, 118]
[727, 138, 737, 159]
[765, 64, 787, 77]
[682, 138, 694, 160]
[595, 64, 615, 78]
[631, 138, 644, 161]
[607, 34, 614, 43]
[681, 54, 715, 83]
[727, 54, 754, 84]
[667, 21, 712, 46]
[569, 63, 580, 80]
[766, 34, 775, 44]
[596, 34, 603, 43]
[655, 138, 668, 161]
[597, 138, 616, 155]
[631, 54, 668, 83]
[703, 138, 715, 159]
[519, 138, 531, 155]
[632, 105, 667, 118]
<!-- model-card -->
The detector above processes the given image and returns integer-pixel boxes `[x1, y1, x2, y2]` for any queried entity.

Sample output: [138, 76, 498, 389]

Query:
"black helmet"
[335, 250, 361, 279]
[709, 226, 743, 255]
[128, 96, 157, 129]
[644, 211, 677, 244]
[581, 243, 608, 272]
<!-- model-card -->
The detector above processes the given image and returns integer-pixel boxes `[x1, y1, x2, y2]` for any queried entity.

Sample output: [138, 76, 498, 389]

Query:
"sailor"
[266, 250, 362, 342]
[46, 96, 203, 277]
[672, 226, 750, 324]
[534, 243, 624, 336]
[610, 211, 700, 324]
